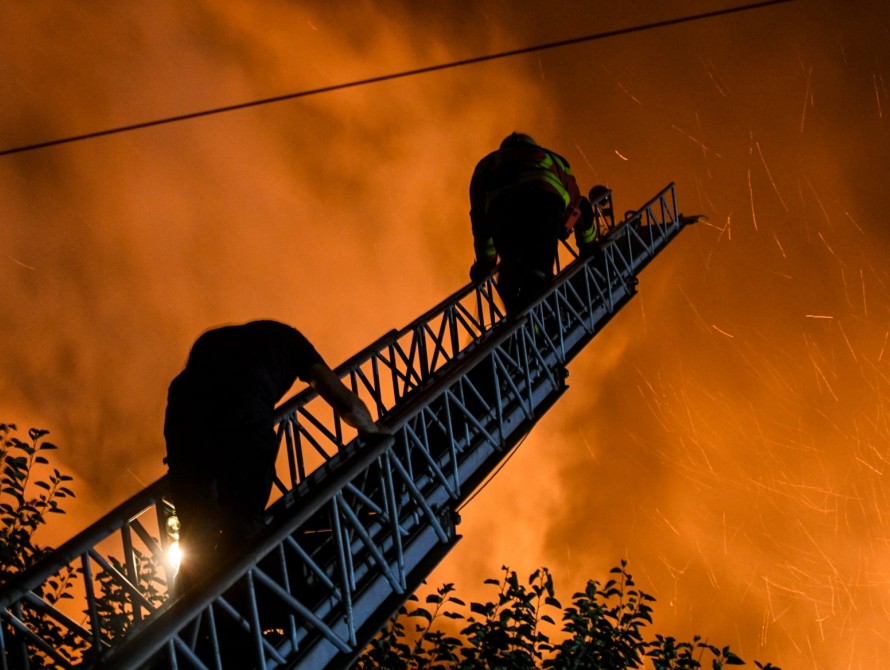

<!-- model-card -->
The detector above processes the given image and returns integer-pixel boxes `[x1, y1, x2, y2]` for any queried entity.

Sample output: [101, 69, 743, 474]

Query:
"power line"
[1, 0, 798, 158]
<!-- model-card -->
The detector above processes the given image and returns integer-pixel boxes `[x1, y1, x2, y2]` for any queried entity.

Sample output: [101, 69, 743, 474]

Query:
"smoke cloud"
[3, 1, 890, 666]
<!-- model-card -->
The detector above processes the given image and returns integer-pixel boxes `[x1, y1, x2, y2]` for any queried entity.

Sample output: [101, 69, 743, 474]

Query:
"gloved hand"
[573, 197, 598, 248]
[470, 258, 496, 283]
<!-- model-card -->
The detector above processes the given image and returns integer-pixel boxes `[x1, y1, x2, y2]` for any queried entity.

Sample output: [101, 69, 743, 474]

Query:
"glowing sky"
[2, 1, 889, 666]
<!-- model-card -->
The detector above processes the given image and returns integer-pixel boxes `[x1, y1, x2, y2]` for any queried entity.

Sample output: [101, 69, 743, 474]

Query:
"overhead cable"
[0, 0, 799, 157]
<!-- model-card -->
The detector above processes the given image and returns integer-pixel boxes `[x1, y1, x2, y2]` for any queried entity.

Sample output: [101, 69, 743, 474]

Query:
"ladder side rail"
[280, 460, 424, 641]
[523, 231, 638, 366]
[613, 183, 683, 277]
[84, 548, 159, 616]
[0, 478, 170, 609]
[95, 180, 688, 668]
[274, 280, 504, 490]
[1, 605, 75, 669]
[344, 180, 675, 588]
[552, 259, 636, 362]
[264, 317, 566, 668]
[541, 182, 688, 367]
[1, 520, 174, 670]
[0, 484, 174, 669]
[91, 432, 398, 670]
[372, 187, 684, 516]
[118, 430, 461, 668]
[265, 183, 684, 499]
[2, 184, 685, 667]
[272, 275, 505, 425]
[96, 317, 537, 669]
[0, 181, 650, 618]
[1, 591, 96, 669]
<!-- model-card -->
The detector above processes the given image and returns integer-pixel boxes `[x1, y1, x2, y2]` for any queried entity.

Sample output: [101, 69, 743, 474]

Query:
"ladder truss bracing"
[0, 183, 693, 670]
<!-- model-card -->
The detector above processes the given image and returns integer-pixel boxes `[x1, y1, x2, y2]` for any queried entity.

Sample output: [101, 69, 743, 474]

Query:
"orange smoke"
[3, 1, 890, 667]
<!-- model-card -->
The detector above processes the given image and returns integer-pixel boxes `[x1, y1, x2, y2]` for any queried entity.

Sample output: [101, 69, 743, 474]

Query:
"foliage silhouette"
[1, 422, 84, 667]
[1, 423, 166, 667]
[3, 422, 781, 670]
[356, 561, 781, 670]
[0, 423, 74, 574]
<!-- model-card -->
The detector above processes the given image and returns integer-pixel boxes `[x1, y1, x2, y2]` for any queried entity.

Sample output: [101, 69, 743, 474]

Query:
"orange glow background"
[3, 1, 890, 666]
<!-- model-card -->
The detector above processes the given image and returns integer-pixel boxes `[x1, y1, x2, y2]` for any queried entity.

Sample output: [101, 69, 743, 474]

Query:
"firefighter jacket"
[469, 141, 591, 264]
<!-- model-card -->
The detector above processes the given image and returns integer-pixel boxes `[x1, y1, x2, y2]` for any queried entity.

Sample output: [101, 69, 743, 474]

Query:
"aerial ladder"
[0, 183, 697, 670]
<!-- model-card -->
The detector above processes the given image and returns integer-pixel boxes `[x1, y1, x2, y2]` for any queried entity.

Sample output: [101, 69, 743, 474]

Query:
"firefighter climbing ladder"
[0, 183, 695, 670]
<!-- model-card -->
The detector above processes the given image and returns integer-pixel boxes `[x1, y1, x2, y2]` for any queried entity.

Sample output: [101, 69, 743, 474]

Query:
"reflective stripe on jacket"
[470, 142, 582, 261]
[471, 144, 580, 215]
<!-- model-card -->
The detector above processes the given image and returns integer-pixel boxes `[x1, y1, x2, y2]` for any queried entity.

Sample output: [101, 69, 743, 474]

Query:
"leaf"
[28, 428, 50, 441]
[408, 609, 432, 622]
[470, 602, 489, 616]
[725, 650, 745, 665]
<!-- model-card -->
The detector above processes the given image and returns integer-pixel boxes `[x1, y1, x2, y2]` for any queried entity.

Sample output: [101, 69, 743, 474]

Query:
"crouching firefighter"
[468, 132, 600, 315]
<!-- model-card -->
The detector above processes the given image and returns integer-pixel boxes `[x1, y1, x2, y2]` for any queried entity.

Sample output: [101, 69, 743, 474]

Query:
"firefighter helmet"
[499, 132, 537, 150]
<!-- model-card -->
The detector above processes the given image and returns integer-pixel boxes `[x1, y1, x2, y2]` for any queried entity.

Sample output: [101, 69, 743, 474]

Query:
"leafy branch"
[357, 560, 781, 670]
[0, 423, 75, 578]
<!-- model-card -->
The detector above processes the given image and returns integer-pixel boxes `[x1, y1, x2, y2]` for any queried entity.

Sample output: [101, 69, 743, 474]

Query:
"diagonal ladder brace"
[0, 183, 696, 670]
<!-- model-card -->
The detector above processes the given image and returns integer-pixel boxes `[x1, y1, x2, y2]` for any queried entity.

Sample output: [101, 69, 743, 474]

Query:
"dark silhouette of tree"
[356, 562, 781, 670]
[3, 422, 781, 669]
[0, 424, 74, 575]
[1, 422, 82, 666]
[1, 423, 166, 667]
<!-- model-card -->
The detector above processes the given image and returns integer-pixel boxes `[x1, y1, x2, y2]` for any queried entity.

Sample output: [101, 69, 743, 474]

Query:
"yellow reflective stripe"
[483, 150, 573, 210]
[535, 152, 572, 205]
[576, 225, 597, 245]
[478, 237, 497, 259]
[552, 153, 573, 176]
